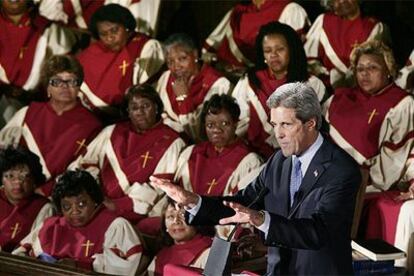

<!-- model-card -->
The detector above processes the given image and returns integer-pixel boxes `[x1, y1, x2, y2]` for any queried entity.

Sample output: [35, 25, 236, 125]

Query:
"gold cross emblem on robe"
[82, 240, 95, 257]
[74, 139, 87, 155]
[207, 179, 218, 194]
[367, 109, 379, 124]
[140, 151, 153, 168]
[119, 60, 130, 77]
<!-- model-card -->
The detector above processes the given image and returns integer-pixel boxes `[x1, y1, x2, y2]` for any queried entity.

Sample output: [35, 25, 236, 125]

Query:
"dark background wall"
[156, 0, 414, 68]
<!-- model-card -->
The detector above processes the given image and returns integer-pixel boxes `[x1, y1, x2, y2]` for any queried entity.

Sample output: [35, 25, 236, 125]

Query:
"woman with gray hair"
[323, 40, 414, 267]
[156, 33, 231, 143]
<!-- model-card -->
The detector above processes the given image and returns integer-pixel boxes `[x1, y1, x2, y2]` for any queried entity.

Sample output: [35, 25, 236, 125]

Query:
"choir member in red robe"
[13, 170, 143, 276]
[0, 55, 102, 196]
[202, 0, 309, 76]
[324, 40, 414, 267]
[174, 94, 262, 238]
[304, 0, 390, 89]
[38, 0, 161, 36]
[146, 200, 214, 275]
[232, 22, 327, 159]
[71, 84, 185, 231]
[77, 4, 164, 119]
[0, 0, 75, 127]
[156, 33, 231, 143]
[0, 146, 53, 252]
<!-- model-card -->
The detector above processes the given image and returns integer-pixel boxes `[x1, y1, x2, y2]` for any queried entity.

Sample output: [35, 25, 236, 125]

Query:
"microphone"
[226, 186, 269, 242]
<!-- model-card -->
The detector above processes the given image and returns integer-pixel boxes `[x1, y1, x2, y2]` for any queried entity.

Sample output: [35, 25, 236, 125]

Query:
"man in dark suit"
[150, 82, 361, 275]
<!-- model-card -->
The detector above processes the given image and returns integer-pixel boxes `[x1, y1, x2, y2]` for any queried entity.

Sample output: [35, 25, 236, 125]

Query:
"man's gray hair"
[266, 82, 322, 130]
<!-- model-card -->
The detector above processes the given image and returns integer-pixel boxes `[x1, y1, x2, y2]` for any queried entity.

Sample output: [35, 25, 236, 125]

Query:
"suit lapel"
[288, 140, 332, 218]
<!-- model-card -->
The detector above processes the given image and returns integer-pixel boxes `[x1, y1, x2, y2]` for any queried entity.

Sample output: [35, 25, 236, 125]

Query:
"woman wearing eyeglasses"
[323, 41, 414, 265]
[0, 55, 102, 196]
[71, 84, 185, 236]
[0, 146, 53, 252]
[171, 94, 262, 238]
[13, 170, 143, 276]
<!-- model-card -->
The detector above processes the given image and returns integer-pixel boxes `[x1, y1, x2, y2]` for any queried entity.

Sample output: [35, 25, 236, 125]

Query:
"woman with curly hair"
[0, 146, 53, 252]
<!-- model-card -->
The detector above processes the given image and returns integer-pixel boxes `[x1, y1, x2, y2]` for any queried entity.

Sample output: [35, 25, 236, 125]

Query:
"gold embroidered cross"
[11, 222, 20, 239]
[207, 179, 218, 194]
[119, 60, 130, 77]
[82, 240, 95, 257]
[19, 47, 28, 59]
[140, 151, 153, 168]
[367, 109, 379, 124]
[74, 139, 87, 156]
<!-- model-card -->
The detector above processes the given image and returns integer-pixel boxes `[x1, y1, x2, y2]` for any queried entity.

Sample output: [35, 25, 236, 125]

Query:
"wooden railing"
[0, 252, 108, 276]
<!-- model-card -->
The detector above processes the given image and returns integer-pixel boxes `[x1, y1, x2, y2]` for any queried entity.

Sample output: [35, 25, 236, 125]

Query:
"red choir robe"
[304, 12, 385, 88]
[203, 0, 308, 68]
[244, 70, 286, 158]
[177, 140, 262, 197]
[148, 234, 212, 276]
[325, 84, 414, 247]
[0, 102, 102, 196]
[0, 11, 49, 89]
[14, 207, 142, 275]
[78, 34, 148, 110]
[72, 122, 185, 234]
[62, 0, 105, 29]
[0, 189, 51, 252]
[157, 64, 231, 142]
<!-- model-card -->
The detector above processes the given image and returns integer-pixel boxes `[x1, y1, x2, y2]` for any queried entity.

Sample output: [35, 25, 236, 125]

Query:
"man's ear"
[306, 118, 317, 130]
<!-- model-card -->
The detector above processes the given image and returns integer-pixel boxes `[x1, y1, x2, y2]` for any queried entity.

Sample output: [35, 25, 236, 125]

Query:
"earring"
[194, 58, 199, 63]
[264, 59, 268, 64]
[47, 92, 51, 98]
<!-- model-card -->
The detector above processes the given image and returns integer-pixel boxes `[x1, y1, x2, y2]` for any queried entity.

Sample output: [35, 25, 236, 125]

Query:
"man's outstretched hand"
[219, 201, 265, 227]
[149, 175, 199, 208]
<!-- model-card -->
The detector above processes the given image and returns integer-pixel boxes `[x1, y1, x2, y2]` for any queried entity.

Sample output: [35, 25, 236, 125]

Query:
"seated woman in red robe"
[77, 4, 164, 119]
[0, 55, 102, 196]
[70, 84, 186, 234]
[304, 0, 390, 89]
[323, 40, 414, 267]
[0, 146, 53, 252]
[146, 199, 214, 275]
[13, 170, 143, 276]
[174, 94, 262, 238]
[156, 33, 231, 143]
[232, 21, 327, 159]
[202, 0, 309, 76]
[0, 0, 75, 127]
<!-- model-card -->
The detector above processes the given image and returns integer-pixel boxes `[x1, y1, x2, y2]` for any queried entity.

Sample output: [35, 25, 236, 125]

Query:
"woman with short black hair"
[13, 170, 143, 276]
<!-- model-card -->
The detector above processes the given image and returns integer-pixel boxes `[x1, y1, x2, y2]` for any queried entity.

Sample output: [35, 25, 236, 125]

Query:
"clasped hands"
[149, 176, 265, 227]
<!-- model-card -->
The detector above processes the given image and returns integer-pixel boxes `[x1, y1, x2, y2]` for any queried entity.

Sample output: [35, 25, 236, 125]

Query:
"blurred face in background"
[2, 164, 34, 205]
[60, 190, 97, 227]
[356, 53, 390, 95]
[1, 0, 27, 16]
[205, 109, 237, 149]
[97, 21, 129, 52]
[262, 33, 290, 80]
[48, 71, 80, 107]
[332, 0, 360, 19]
[165, 204, 197, 244]
[128, 95, 158, 132]
[166, 45, 198, 80]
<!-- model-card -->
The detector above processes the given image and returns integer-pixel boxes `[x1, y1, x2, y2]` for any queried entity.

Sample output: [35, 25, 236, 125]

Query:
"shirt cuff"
[256, 211, 270, 238]
[184, 195, 202, 222]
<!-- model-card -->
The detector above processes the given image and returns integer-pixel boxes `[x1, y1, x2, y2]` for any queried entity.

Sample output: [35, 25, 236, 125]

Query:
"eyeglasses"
[355, 64, 383, 74]
[128, 102, 153, 112]
[3, 171, 31, 182]
[49, 78, 81, 88]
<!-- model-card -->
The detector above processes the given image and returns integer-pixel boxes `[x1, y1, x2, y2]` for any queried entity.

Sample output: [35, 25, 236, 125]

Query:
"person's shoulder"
[323, 137, 359, 168]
